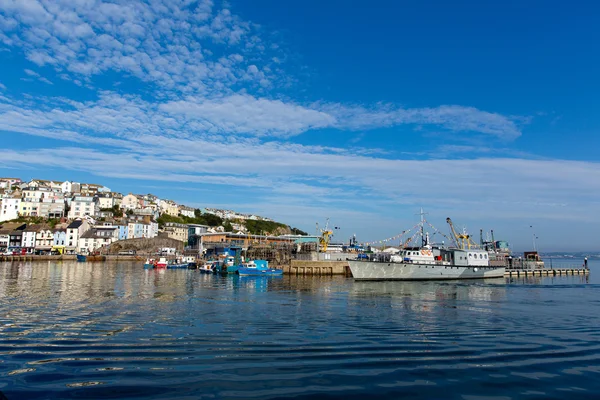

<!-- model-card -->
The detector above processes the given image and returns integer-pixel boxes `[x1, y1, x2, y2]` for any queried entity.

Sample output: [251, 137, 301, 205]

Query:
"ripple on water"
[0, 262, 599, 399]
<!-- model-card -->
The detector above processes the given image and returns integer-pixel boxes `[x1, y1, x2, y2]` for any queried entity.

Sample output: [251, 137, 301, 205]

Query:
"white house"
[68, 196, 99, 219]
[19, 200, 39, 217]
[61, 181, 77, 194]
[160, 200, 179, 217]
[179, 206, 195, 219]
[78, 226, 118, 253]
[21, 225, 40, 252]
[35, 225, 54, 252]
[66, 219, 90, 252]
[121, 193, 141, 210]
[0, 178, 21, 189]
[96, 193, 117, 209]
[38, 197, 66, 219]
[0, 196, 21, 222]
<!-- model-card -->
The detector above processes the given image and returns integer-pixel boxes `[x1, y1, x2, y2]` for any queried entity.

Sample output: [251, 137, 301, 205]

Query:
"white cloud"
[322, 103, 522, 139]
[0, 0, 281, 94]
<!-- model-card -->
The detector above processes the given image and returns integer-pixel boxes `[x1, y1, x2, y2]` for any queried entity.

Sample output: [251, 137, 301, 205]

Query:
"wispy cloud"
[23, 68, 53, 85]
[0, 1, 523, 139]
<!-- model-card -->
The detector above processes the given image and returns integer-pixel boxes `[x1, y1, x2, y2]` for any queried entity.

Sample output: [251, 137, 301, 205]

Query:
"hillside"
[156, 210, 307, 236]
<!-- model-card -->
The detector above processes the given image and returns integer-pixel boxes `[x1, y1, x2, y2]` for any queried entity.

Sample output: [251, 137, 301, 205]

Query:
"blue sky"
[1, 0, 599, 251]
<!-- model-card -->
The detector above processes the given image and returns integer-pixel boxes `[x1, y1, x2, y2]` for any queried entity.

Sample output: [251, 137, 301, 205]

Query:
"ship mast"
[418, 208, 428, 247]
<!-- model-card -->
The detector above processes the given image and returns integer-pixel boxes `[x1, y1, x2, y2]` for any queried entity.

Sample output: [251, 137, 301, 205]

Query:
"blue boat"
[166, 258, 189, 269]
[215, 255, 239, 274]
[237, 260, 283, 276]
[76, 254, 87, 262]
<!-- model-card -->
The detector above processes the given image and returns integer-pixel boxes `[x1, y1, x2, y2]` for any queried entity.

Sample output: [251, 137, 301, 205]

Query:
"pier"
[505, 268, 589, 277]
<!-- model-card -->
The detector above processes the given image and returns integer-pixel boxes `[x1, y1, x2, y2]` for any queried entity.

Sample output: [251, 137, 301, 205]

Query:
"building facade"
[68, 196, 99, 219]
[0, 196, 21, 222]
[162, 222, 189, 243]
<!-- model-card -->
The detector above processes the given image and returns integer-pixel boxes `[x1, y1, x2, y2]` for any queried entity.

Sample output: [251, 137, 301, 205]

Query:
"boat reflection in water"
[349, 279, 507, 306]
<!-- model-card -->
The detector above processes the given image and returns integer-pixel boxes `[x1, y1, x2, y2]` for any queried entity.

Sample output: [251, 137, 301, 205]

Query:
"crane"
[446, 217, 478, 250]
[316, 218, 334, 252]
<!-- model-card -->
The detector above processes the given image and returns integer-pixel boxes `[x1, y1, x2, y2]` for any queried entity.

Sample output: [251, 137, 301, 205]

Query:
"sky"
[0, 0, 599, 251]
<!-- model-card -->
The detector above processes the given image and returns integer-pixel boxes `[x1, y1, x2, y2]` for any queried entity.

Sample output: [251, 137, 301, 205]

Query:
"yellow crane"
[446, 217, 479, 250]
[316, 218, 334, 252]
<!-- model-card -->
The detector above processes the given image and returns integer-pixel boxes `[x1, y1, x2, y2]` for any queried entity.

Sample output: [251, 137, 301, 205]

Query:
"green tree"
[223, 221, 233, 232]
[291, 227, 308, 235]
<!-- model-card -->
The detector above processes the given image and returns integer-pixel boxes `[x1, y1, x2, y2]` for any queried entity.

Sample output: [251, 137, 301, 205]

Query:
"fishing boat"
[348, 212, 505, 281]
[199, 261, 216, 274]
[155, 257, 168, 268]
[215, 255, 239, 274]
[144, 258, 156, 269]
[76, 254, 87, 262]
[237, 260, 283, 276]
[166, 259, 189, 269]
[182, 256, 198, 269]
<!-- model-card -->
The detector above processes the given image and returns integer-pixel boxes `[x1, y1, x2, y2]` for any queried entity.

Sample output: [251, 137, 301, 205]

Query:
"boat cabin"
[450, 249, 489, 267]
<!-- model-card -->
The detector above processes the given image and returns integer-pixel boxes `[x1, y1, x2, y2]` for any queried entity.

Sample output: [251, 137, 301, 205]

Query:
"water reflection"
[0, 261, 599, 400]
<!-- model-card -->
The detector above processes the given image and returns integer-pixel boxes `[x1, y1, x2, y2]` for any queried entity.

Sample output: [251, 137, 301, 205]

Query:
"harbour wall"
[284, 260, 350, 276]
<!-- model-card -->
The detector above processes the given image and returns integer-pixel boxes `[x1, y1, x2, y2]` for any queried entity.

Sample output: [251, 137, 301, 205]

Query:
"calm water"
[0, 260, 598, 400]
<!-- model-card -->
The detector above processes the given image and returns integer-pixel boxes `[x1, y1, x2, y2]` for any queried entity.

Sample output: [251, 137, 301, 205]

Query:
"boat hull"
[238, 267, 283, 276]
[166, 264, 189, 269]
[348, 260, 505, 281]
[76, 254, 86, 262]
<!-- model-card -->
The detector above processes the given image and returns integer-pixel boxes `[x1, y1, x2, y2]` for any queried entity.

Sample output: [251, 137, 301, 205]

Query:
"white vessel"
[349, 212, 505, 281]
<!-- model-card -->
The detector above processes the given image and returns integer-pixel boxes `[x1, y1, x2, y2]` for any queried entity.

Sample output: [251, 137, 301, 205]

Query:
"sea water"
[0, 260, 598, 399]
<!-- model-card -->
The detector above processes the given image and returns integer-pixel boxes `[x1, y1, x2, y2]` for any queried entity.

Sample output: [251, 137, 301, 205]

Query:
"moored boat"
[166, 259, 189, 269]
[348, 212, 505, 281]
[155, 257, 168, 268]
[76, 254, 87, 262]
[199, 261, 216, 274]
[215, 255, 239, 274]
[237, 260, 283, 276]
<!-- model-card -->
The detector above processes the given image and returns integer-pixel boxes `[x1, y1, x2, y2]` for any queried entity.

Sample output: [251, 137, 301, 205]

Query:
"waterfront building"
[35, 224, 54, 253]
[9, 229, 24, 249]
[0, 223, 26, 252]
[278, 234, 320, 244]
[162, 222, 189, 243]
[187, 224, 209, 247]
[78, 226, 118, 253]
[66, 219, 90, 252]
[197, 232, 295, 251]
[53, 228, 67, 248]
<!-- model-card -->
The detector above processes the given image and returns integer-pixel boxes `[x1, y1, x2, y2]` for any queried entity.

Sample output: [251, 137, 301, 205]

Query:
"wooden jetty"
[504, 268, 589, 277]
